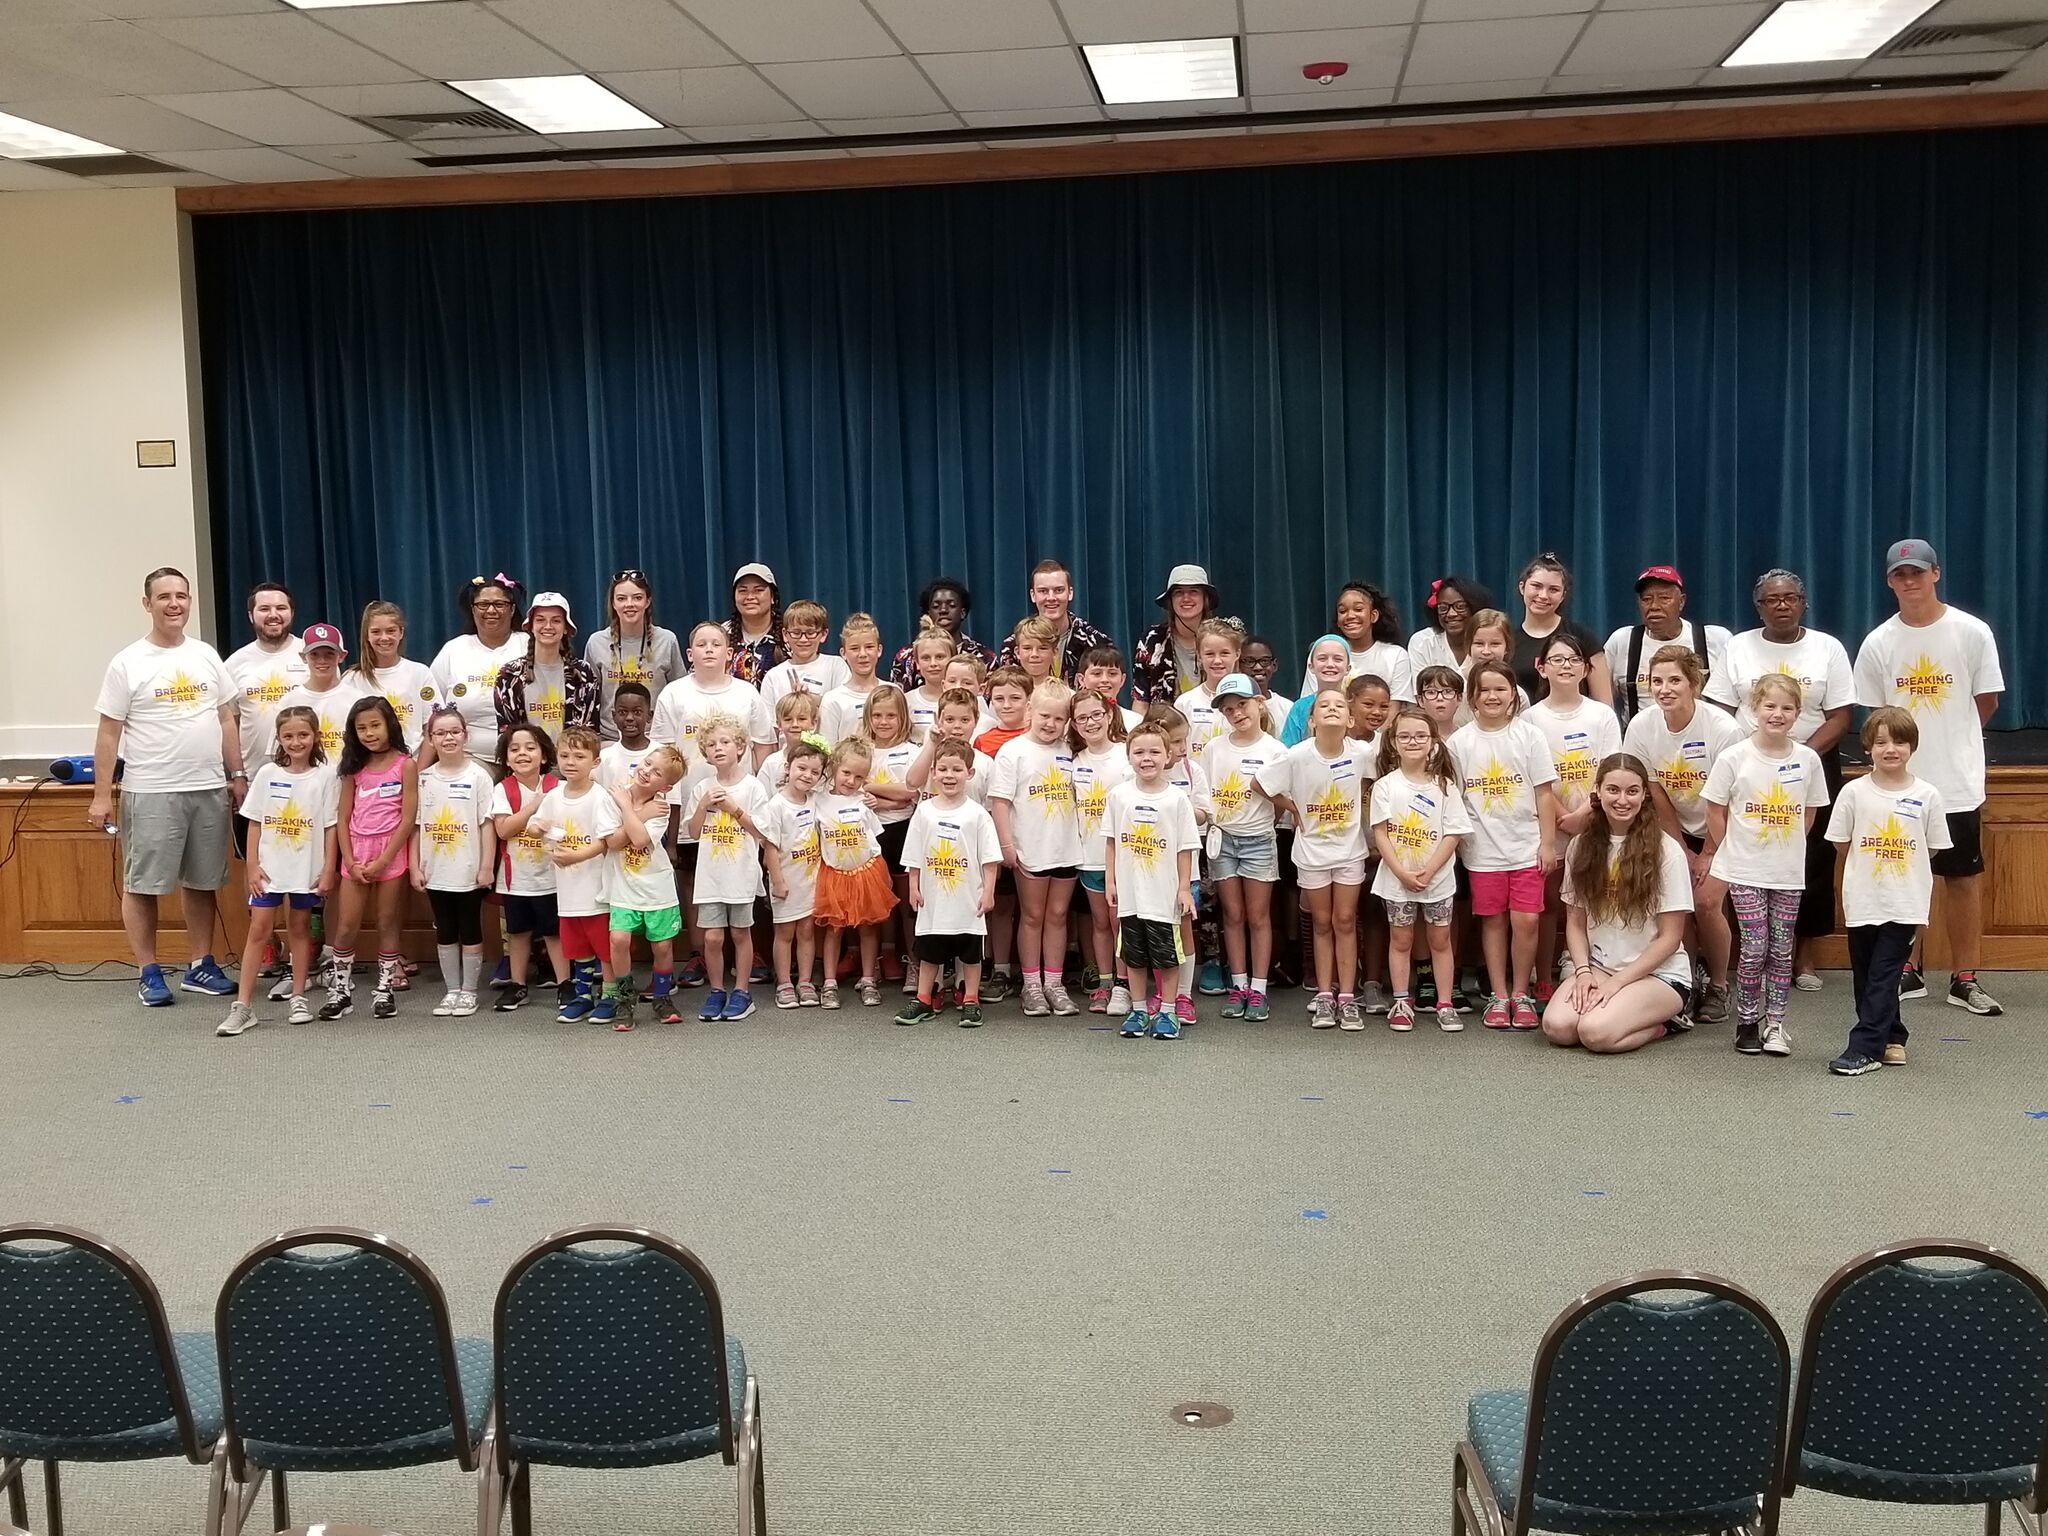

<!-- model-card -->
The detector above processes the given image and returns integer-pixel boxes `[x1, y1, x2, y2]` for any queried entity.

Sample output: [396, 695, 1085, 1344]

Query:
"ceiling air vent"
[1884, 19, 2048, 50]
[350, 108, 528, 141]
[27, 153, 178, 177]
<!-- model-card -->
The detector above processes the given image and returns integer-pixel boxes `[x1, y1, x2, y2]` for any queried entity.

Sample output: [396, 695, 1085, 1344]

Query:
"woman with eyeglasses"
[1406, 575, 1492, 677]
[431, 573, 530, 762]
[584, 568, 683, 740]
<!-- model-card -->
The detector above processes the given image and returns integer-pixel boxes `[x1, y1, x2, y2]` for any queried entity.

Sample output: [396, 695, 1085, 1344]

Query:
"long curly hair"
[1566, 753, 1666, 927]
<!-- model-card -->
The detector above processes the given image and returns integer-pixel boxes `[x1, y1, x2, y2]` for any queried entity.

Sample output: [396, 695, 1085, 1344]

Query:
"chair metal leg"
[1989, 1502, 2004, 1536]
[509, 1461, 532, 1536]
[736, 1376, 765, 1536]
[271, 1467, 289, 1532]
[41, 1461, 61, 1536]
[1452, 1441, 1506, 1536]
[2, 1456, 26, 1532]
[475, 1425, 504, 1536]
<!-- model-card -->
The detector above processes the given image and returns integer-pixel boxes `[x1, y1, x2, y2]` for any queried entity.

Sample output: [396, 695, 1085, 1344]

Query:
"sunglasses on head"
[611, 568, 650, 587]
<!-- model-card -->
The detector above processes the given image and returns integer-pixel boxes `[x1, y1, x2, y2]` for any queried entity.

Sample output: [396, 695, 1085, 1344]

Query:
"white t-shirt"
[1169, 757, 1214, 824]
[1174, 683, 1228, 760]
[756, 791, 822, 921]
[95, 636, 237, 794]
[414, 760, 495, 892]
[1562, 831, 1695, 988]
[353, 658, 440, 751]
[1200, 731, 1283, 835]
[607, 799, 676, 914]
[1369, 770, 1473, 905]
[1604, 620, 1732, 723]
[818, 681, 884, 745]
[1853, 608, 2003, 812]
[529, 782, 621, 917]
[488, 775, 558, 897]
[241, 763, 336, 895]
[990, 735, 1082, 871]
[1706, 628, 1855, 742]
[902, 797, 1000, 936]
[1407, 626, 1458, 679]
[1453, 662, 1529, 730]
[1623, 703, 1741, 837]
[761, 654, 851, 719]
[1524, 697, 1624, 814]
[652, 674, 774, 767]
[866, 740, 921, 826]
[1704, 738, 1830, 890]
[277, 679, 363, 766]
[224, 638, 309, 779]
[1447, 718, 1558, 871]
[598, 739, 660, 791]
[1828, 775, 1951, 928]
[816, 791, 882, 872]
[1256, 738, 1372, 869]
[430, 633, 527, 760]
[686, 774, 768, 905]
[1103, 780, 1202, 922]
[1301, 639, 1413, 702]
[1072, 744, 1132, 870]
[1262, 694, 1293, 738]
[902, 686, 951, 743]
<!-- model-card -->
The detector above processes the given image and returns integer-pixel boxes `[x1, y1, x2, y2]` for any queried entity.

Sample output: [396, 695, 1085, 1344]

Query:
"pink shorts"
[349, 831, 409, 881]
[1470, 866, 1544, 916]
[1296, 860, 1366, 890]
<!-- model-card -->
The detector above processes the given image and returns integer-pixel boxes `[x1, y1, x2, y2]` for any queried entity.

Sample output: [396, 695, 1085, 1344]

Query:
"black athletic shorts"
[502, 892, 559, 938]
[1930, 809, 1985, 878]
[878, 818, 910, 872]
[914, 932, 984, 966]
[1118, 915, 1186, 972]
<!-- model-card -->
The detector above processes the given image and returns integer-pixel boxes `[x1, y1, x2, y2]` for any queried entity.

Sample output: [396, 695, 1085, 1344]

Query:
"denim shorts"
[1211, 828, 1278, 883]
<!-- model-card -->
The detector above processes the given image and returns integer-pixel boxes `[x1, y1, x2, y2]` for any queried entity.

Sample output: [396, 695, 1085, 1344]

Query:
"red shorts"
[559, 912, 610, 961]
[1469, 866, 1545, 916]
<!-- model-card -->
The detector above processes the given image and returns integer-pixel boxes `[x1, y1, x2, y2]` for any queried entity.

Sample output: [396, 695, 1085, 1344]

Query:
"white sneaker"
[1761, 1022, 1792, 1057]
[1309, 993, 1337, 1029]
[1105, 983, 1132, 1016]
[1045, 983, 1080, 1016]
[1019, 980, 1051, 1017]
[449, 991, 479, 1017]
[216, 1002, 258, 1037]
[432, 990, 459, 1017]
[267, 972, 295, 1002]
[287, 996, 313, 1025]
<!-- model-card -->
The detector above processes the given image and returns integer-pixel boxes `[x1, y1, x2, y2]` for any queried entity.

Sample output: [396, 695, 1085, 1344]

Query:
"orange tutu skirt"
[814, 856, 899, 929]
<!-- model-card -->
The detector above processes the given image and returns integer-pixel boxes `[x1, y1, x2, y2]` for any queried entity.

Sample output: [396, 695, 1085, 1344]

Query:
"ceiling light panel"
[1724, 0, 1940, 64]
[448, 74, 661, 134]
[280, 0, 443, 9]
[0, 108, 119, 158]
[1081, 38, 1241, 103]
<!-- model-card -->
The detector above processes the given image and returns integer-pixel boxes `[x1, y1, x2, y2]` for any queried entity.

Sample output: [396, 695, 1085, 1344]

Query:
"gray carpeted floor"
[4, 966, 2043, 1536]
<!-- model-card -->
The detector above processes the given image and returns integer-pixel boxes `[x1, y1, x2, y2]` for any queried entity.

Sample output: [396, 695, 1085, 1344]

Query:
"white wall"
[0, 187, 212, 763]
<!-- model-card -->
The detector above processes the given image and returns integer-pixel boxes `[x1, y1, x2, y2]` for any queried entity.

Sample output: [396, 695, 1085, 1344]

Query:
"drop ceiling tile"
[1249, 84, 1399, 107]
[1561, 5, 1767, 73]
[1983, 42, 2048, 81]
[675, 0, 900, 63]
[93, 170, 234, 185]
[866, 0, 1069, 51]
[1396, 74, 1546, 97]
[98, 0, 276, 14]
[147, 89, 390, 144]
[1544, 66, 1701, 88]
[1247, 26, 1413, 90]
[294, 82, 481, 116]
[683, 120, 824, 141]
[0, 53, 102, 100]
[1855, 47, 2025, 71]
[550, 126, 694, 148]
[823, 112, 964, 133]
[1425, 0, 1593, 22]
[1056, 0, 1238, 43]
[313, 2, 573, 79]
[483, 0, 736, 71]
[140, 14, 422, 88]
[961, 103, 1106, 124]
[1695, 59, 1857, 80]
[158, 144, 348, 180]
[0, 94, 251, 150]
[1401, 15, 1584, 83]
[9, 0, 114, 23]
[1113, 122, 1250, 135]
[600, 66, 805, 125]
[284, 140, 451, 175]
[0, 159, 92, 190]
[7, 21, 263, 94]
[758, 55, 948, 116]
[1247, 0, 1419, 27]
[918, 47, 1099, 111]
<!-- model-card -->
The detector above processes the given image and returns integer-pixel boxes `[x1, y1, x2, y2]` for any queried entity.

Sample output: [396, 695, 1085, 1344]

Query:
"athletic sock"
[602, 980, 619, 999]
[1955, 969, 1977, 983]
[1175, 957, 1196, 998]
[437, 943, 461, 994]
[460, 950, 481, 993]
[651, 969, 674, 997]
[918, 989, 935, 1006]
[329, 949, 355, 988]
[1251, 975, 1267, 995]
[1231, 972, 1249, 991]
[1025, 968, 1043, 988]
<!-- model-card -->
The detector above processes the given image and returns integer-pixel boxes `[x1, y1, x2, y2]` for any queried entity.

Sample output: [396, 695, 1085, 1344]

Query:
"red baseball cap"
[1635, 565, 1685, 590]
[301, 623, 346, 653]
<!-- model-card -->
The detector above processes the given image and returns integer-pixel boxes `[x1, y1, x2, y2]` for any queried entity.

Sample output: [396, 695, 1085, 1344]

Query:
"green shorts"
[609, 904, 684, 943]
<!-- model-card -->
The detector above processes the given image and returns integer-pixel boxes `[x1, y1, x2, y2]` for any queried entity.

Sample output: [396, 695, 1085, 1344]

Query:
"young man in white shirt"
[221, 581, 308, 795]
[1851, 539, 2006, 1015]
[88, 567, 246, 1008]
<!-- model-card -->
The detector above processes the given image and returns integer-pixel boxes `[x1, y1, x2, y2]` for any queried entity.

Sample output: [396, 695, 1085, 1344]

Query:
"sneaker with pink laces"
[1174, 993, 1197, 1026]
[1220, 986, 1247, 1019]
[1087, 985, 1108, 1014]
[1510, 994, 1540, 1030]
[1482, 995, 1512, 1029]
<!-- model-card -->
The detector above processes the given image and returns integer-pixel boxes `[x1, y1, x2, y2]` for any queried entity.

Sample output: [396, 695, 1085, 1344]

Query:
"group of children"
[219, 595, 1957, 1074]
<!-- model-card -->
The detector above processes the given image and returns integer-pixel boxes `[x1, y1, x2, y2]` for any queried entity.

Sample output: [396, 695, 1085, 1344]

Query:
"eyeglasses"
[472, 600, 513, 612]
[1421, 686, 1461, 700]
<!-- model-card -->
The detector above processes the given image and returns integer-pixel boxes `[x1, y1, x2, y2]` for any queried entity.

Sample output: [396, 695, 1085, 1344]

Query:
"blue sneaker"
[556, 992, 593, 1023]
[749, 960, 773, 985]
[138, 964, 174, 1007]
[699, 988, 727, 1022]
[590, 993, 618, 1027]
[1119, 1009, 1148, 1038]
[1197, 959, 1226, 996]
[489, 955, 513, 990]
[181, 957, 235, 996]
[722, 989, 756, 1020]
[1150, 1012, 1181, 1040]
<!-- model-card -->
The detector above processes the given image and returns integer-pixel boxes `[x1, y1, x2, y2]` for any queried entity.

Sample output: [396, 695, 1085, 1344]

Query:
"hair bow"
[1426, 578, 1445, 610]
[800, 732, 830, 752]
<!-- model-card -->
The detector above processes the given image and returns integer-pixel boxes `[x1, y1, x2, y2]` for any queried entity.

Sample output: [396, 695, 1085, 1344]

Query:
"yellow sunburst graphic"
[610, 655, 650, 685]
[246, 671, 292, 708]
[871, 762, 896, 785]
[530, 684, 566, 732]
[1304, 783, 1354, 834]
[317, 720, 343, 758]
[383, 691, 416, 730]
[1026, 763, 1075, 816]
[1553, 748, 1593, 804]
[790, 822, 821, 871]
[1896, 654, 1953, 711]
[424, 804, 468, 852]
[924, 836, 969, 893]
[1742, 779, 1803, 845]
[1658, 754, 1707, 804]
[1076, 778, 1109, 836]
[621, 844, 653, 876]
[701, 808, 745, 860]
[1387, 808, 1433, 867]
[1119, 820, 1168, 872]
[479, 662, 503, 688]
[512, 827, 547, 866]
[1859, 813, 1914, 879]
[1467, 756, 1523, 814]
[1213, 769, 1249, 820]
[556, 817, 594, 858]
[267, 799, 313, 849]
[153, 670, 207, 708]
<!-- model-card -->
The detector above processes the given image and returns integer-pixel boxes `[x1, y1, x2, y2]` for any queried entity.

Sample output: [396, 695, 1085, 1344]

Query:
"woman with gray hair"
[1705, 569, 1855, 989]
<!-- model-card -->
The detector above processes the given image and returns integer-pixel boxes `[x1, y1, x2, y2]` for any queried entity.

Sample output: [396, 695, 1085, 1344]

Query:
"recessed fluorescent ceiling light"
[448, 75, 661, 134]
[1723, 0, 1939, 64]
[1082, 38, 1240, 105]
[0, 109, 118, 158]
[281, 0, 441, 9]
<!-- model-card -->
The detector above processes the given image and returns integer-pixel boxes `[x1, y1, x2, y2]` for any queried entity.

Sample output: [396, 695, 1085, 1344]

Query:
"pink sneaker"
[1511, 994, 1541, 1030]
[1087, 985, 1108, 1014]
[1174, 993, 1197, 1025]
[1482, 996, 1512, 1029]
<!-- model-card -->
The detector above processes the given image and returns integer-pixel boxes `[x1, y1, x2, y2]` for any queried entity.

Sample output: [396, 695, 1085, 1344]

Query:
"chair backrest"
[215, 1228, 474, 1478]
[1518, 1271, 1790, 1536]
[0, 1224, 203, 1459]
[1789, 1240, 2048, 1503]
[494, 1225, 733, 1467]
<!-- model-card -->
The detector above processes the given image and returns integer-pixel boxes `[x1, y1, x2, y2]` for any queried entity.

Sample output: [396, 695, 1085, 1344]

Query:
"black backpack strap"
[1693, 621, 1710, 685]
[1624, 625, 1646, 718]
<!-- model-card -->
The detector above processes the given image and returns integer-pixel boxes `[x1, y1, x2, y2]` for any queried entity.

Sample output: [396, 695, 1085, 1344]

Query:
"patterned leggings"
[1729, 885, 1800, 1030]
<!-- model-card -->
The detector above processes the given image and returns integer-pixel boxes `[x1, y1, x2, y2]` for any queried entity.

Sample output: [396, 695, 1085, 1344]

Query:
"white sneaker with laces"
[1019, 980, 1051, 1017]
[287, 996, 314, 1025]
[432, 991, 459, 1017]
[1105, 983, 1132, 1016]
[215, 1002, 257, 1037]
[1045, 983, 1080, 1016]
[450, 991, 479, 1017]
[1761, 1022, 1792, 1057]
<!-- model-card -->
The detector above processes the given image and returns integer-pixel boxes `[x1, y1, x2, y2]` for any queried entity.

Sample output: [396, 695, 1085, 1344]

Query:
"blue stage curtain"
[194, 126, 2047, 722]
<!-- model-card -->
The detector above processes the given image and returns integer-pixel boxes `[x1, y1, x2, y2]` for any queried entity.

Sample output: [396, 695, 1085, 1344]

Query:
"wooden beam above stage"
[177, 88, 2048, 216]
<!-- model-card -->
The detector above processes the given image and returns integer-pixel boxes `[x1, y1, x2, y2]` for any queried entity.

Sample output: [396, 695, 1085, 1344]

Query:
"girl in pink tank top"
[318, 696, 419, 1021]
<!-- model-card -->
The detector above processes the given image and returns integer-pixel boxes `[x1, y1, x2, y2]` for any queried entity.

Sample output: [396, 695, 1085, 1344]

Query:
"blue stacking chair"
[209, 1227, 492, 1536]
[1455, 1271, 1791, 1536]
[0, 1224, 221, 1536]
[480, 1225, 763, 1536]
[1784, 1239, 2048, 1536]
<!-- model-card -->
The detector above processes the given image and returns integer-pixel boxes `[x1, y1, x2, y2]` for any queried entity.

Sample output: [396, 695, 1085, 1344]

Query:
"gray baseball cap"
[1885, 538, 1938, 574]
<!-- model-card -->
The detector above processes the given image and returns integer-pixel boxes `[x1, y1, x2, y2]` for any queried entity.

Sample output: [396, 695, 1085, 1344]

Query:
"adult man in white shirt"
[221, 581, 308, 835]
[1852, 539, 2006, 1015]
[1605, 565, 1731, 727]
[88, 567, 247, 1008]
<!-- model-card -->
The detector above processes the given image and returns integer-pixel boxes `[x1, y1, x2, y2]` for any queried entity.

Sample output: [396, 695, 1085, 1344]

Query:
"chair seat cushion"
[1467, 1389, 1767, 1536]
[0, 1332, 222, 1463]
[243, 1335, 493, 1473]
[1798, 1449, 2035, 1504]
[511, 1336, 748, 1470]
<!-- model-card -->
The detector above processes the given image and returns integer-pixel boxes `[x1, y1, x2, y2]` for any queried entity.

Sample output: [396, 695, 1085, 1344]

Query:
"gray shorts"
[1383, 894, 1455, 929]
[121, 788, 231, 896]
[695, 900, 754, 931]
[1211, 828, 1279, 883]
